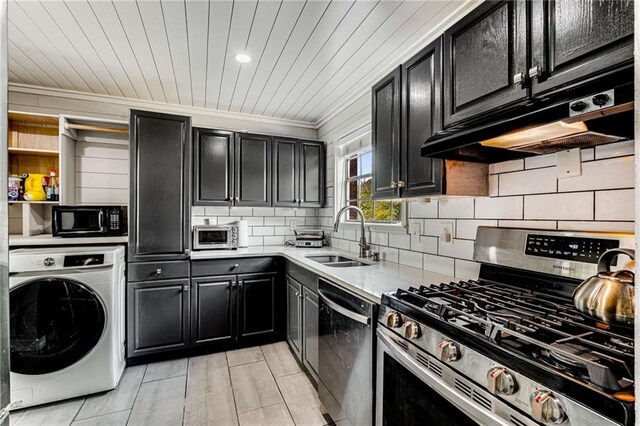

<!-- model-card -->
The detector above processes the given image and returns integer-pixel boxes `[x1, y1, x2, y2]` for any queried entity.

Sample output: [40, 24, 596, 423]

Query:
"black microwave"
[52, 206, 127, 237]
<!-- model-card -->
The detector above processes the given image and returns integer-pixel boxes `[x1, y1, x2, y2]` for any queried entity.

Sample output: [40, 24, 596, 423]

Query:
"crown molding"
[314, 0, 481, 130]
[8, 83, 318, 130]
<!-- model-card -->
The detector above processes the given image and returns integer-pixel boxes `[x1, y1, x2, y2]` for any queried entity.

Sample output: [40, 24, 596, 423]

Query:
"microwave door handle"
[98, 210, 105, 231]
[318, 289, 370, 325]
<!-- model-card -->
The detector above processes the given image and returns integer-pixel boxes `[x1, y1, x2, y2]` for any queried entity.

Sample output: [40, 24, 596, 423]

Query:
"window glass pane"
[358, 177, 372, 199]
[348, 200, 358, 221]
[359, 150, 372, 175]
[347, 180, 358, 201]
[360, 200, 374, 221]
[348, 156, 358, 178]
[374, 201, 402, 222]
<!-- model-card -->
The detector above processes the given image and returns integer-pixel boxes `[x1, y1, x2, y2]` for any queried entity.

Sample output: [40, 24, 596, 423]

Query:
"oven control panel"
[525, 235, 619, 264]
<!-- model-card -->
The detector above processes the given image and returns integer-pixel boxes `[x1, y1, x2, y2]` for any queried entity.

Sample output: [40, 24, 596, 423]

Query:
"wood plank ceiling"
[8, 0, 464, 125]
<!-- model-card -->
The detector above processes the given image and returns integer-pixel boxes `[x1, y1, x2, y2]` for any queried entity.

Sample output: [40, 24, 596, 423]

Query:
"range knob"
[487, 367, 517, 396]
[569, 100, 588, 112]
[385, 311, 402, 328]
[401, 321, 421, 339]
[530, 390, 566, 424]
[436, 341, 460, 362]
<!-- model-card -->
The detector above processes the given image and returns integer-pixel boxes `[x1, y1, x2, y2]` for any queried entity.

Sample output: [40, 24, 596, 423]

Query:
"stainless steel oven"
[376, 326, 515, 426]
[192, 224, 238, 250]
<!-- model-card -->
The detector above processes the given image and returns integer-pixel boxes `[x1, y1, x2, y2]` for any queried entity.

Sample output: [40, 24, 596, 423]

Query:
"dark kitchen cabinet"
[129, 110, 191, 262]
[372, 66, 401, 199]
[235, 133, 271, 206]
[442, 0, 528, 127]
[302, 287, 319, 377]
[127, 279, 190, 357]
[273, 138, 325, 208]
[273, 138, 299, 207]
[190, 276, 235, 346]
[286, 276, 303, 358]
[530, 0, 633, 96]
[237, 273, 278, 338]
[193, 128, 235, 206]
[300, 141, 324, 208]
[401, 38, 443, 197]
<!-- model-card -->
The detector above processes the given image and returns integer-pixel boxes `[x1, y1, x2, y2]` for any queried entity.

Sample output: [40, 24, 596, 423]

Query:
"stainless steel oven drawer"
[191, 257, 279, 277]
[128, 261, 190, 282]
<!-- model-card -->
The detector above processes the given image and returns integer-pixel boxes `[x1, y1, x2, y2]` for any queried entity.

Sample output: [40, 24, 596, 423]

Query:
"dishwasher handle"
[318, 289, 371, 325]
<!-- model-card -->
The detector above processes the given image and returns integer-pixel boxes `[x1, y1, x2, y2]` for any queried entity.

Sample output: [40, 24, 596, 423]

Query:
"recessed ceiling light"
[235, 54, 251, 63]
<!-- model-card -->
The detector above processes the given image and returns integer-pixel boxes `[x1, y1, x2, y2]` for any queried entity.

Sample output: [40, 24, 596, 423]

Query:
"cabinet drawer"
[129, 261, 190, 282]
[191, 257, 280, 277]
[286, 261, 318, 293]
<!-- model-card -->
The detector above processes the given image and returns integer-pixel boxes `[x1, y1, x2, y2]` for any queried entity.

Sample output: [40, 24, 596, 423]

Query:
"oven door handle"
[377, 328, 511, 426]
[318, 289, 371, 325]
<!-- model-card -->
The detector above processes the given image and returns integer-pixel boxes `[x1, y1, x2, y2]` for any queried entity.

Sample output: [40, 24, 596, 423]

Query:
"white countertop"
[190, 246, 458, 304]
[9, 234, 129, 247]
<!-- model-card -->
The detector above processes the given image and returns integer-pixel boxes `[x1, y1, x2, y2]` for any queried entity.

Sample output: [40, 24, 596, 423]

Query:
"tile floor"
[10, 342, 333, 426]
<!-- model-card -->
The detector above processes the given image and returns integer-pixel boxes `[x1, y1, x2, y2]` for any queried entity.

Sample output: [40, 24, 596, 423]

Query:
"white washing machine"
[8, 245, 126, 409]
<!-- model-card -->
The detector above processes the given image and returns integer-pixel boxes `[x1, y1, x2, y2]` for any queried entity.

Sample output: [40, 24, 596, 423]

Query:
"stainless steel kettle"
[573, 248, 635, 325]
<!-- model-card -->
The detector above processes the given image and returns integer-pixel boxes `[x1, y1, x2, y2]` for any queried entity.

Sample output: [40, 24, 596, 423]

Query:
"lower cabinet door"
[286, 277, 303, 359]
[237, 273, 277, 339]
[190, 276, 235, 346]
[127, 279, 190, 357]
[302, 287, 319, 377]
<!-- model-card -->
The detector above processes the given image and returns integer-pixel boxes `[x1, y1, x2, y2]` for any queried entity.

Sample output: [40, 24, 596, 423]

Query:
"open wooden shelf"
[8, 200, 59, 205]
[8, 147, 59, 157]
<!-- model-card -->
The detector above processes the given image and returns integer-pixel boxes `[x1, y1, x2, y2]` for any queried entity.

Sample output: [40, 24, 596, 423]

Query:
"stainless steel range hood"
[422, 81, 634, 162]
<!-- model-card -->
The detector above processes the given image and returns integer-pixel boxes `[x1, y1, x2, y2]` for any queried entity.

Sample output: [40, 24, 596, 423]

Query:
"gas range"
[376, 227, 634, 426]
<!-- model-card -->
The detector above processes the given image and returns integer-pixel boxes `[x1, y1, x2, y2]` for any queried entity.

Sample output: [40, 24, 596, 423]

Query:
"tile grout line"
[259, 344, 297, 425]
[125, 364, 148, 426]
[225, 351, 242, 425]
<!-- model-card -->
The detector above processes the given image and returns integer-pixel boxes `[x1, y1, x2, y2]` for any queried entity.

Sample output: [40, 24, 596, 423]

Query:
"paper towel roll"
[237, 220, 249, 248]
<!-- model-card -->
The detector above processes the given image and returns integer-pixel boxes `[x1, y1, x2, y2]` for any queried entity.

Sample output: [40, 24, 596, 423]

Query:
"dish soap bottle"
[48, 169, 59, 201]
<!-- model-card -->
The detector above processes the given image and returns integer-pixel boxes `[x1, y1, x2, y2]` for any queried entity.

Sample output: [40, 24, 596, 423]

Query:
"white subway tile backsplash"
[409, 201, 438, 218]
[524, 192, 593, 220]
[558, 157, 634, 192]
[252, 226, 275, 236]
[218, 216, 241, 225]
[595, 141, 634, 160]
[276, 208, 297, 217]
[456, 220, 498, 240]
[423, 254, 455, 276]
[498, 220, 557, 230]
[439, 198, 474, 219]
[229, 207, 253, 216]
[244, 216, 264, 226]
[247, 236, 263, 246]
[499, 168, 557, 196]
[379, 246, 399, 263]
[489, 175, 498, 196]
[191, 206, 206, 216]
[423, 219, 442, 237]
[273, 226, 295, 236]
[581, 148, 595, 162]
[438, 238, 474, 260]
[399, 250, 423, 268]
[253, 207, 275, 216]
[370, 232, 389, 246]
[388, 233, 411, 250]
[263, 236, 285, 246]
[475, 196, 523, 219]
[264, 217, 285, 226]
[489, 159, 523, 174]
[525, 153, 556, 170]
[595, 189, 634, 221]
[205, 206, 230, 216]
[410, 236, 438, 254]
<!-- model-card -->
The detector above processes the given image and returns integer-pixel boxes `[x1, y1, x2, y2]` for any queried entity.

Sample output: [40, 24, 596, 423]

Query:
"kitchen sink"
[305, 254, 372, 267]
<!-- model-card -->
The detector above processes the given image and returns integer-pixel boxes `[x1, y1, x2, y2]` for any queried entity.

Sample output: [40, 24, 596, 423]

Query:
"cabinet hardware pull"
[183, 285, 189, 291]
[397, 180, 406, 188]
[155, 269, 162, 275]
[391, 181, 397, 189]
[300, 198, 304, 203]
[528, 65, 542, 79]
[233, 264, 239, 269]
[513, 71, 525, 85]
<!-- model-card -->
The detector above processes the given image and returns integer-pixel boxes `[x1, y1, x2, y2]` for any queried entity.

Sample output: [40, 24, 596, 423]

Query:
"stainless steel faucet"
[333, 206, 370, 258]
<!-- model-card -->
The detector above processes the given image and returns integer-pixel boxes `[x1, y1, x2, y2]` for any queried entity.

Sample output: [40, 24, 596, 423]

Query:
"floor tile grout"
[260, 345, 297, 425]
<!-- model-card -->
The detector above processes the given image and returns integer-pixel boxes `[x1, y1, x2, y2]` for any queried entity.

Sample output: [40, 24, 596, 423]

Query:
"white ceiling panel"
[8, 0, 473, 126]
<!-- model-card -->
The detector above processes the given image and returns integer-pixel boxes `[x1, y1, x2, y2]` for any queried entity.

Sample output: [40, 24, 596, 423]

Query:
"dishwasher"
[317, 278, 377, 426]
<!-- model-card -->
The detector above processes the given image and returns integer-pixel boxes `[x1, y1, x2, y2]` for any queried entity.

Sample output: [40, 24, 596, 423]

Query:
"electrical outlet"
[440, 221, 454, 245]
[289, 219, 297, 230]
[408, 221, 421, 242]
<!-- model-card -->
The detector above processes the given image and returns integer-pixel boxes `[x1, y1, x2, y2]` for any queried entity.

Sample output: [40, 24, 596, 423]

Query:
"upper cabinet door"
[530, 0, 633, 96]
[401, 38, 443, 197]
[193, 128, 235, 206]
[130, 110, 191, 261]
[443, 0, 528, 127]
[272, 137, 299, 208]
[299, 141, 324, 208]
[235, 133, 272, 207]
[372, 66, 401, 199]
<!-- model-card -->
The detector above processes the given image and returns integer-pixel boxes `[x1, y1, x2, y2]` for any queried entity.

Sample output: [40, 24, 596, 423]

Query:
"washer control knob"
[43, 257, 55, 267]
[530, 390, 566, 424]
[401, 321, 421, 339]
[385, 311, 402, 328]
[436, 341, 460, 362]
[487, 367, 517, 395]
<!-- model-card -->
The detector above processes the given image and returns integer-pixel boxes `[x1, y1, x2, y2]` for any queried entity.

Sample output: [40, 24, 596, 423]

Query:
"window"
[345, 148, 401, 223]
